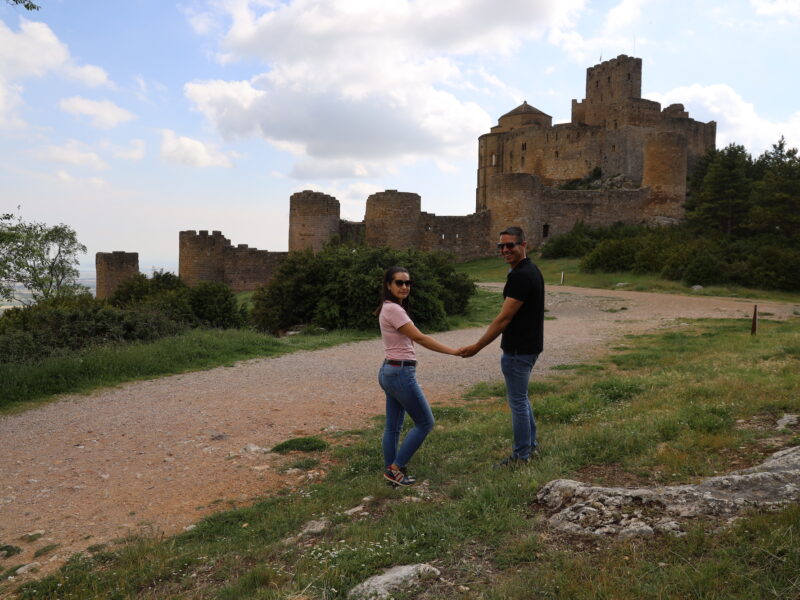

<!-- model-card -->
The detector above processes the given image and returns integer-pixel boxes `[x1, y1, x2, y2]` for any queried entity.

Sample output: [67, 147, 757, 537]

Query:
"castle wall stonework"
[95, 251, 139, 300]
[179, 230, 284, 292]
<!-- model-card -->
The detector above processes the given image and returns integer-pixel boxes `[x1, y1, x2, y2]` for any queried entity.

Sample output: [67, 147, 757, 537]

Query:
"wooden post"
[751, 304, 758, 335]
[560, 271, 565, 285]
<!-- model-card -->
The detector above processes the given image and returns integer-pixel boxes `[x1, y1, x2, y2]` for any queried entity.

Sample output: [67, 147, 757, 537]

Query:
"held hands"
[456, 344, 480, 358]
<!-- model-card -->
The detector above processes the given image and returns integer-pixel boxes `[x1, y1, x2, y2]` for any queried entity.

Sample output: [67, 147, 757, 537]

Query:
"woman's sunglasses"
[496, 241, 522, 250]
[392, 280, 412, 287]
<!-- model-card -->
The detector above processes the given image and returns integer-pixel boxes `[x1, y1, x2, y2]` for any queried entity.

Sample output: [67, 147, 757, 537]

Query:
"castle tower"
[642, 131, 688, 220]
[364, 190, 422, 250]
[484, 173, 543, 248]
[179, 230, 228, 287]
[288, 190, 341, 252]
[95, 251, 139, 300]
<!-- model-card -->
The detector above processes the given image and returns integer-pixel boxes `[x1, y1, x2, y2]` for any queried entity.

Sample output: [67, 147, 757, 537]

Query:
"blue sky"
[1, 0, 799, 272]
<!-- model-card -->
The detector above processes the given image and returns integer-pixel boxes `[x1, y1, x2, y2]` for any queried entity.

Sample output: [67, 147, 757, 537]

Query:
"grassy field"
[5, 316, 799, 599]
[458, 256, 800, 304]
[0, 289, 502, 414]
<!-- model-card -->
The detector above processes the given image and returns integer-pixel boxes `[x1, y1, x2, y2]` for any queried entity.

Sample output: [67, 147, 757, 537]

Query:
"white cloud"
[183, 0, 585, 179]
[604, 0, 652, 32]
[56, 169, 106, 187]
[158, 129, 233, 167]
[647, 84, 800, 156]
[59, 97, 135, 129]
[750, 0, 800, 18]
[0, 18, 110, 127]
[102, 138, 146, 160]
[40, 140, 109, 170]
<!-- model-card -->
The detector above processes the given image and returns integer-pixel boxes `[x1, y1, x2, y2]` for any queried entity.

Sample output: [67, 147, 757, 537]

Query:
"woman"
[376, 266, 458, 487]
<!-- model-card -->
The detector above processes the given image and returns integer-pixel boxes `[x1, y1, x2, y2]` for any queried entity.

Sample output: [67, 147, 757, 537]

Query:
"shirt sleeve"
[382, 302, 412, 330]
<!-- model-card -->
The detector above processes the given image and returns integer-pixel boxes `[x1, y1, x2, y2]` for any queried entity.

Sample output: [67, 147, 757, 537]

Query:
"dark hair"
[499, 226, 526, 243]
[374, 266, 409, 316]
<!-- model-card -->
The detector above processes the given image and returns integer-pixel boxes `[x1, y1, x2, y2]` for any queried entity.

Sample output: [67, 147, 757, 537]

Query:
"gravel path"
[1, 286, 797, 577]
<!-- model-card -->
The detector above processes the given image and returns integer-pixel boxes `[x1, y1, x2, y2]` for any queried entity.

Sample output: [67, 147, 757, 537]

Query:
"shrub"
[540, 221, 597, 259]
[0, 294, 185, 364]
[251, 245, 474, 334]
[580, 237, 643, 272]
[188, 281, 246, 328]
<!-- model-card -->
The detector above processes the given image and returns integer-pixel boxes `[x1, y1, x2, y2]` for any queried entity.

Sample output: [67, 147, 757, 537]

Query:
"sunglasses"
[392, 279, 412, 287]
[496, 241, 522, 250]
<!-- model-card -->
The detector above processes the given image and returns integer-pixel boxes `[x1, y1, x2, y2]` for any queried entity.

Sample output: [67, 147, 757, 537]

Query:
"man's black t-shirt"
[501, 257, 545, 354]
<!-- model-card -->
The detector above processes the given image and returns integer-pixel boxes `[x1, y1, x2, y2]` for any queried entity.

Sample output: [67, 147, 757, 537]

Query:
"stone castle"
[96, 55, 716, 298]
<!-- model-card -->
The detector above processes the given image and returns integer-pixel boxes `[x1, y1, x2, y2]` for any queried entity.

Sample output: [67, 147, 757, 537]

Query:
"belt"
[384, 359, 417, 367]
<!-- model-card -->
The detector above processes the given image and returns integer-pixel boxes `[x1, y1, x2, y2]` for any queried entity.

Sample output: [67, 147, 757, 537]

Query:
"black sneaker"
[384, 465, 415, 486]
[493, 454, 530, 469]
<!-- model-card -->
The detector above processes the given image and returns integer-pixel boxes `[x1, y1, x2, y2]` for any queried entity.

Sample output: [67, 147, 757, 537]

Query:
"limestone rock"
[536, 446, 800, 539]
[348, 563, 440, 600]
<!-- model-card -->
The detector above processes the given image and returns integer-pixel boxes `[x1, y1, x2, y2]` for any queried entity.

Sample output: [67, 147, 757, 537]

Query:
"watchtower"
[95, 251, 139, 300]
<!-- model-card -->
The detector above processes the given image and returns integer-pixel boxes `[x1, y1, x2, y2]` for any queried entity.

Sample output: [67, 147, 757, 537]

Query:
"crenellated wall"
[179, 230, 284, 292]
[95, 251, 139, 299]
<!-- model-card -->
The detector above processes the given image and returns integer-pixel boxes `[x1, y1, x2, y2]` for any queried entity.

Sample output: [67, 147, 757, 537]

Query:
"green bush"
[251, 245, 474, 333]
[0, 294, 185, 364]
[580, 237, 643, 272]
[188, 281, 246, 328]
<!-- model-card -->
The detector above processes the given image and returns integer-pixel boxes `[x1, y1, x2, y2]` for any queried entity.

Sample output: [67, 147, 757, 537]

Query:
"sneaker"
[493, 454, 530, 469]
[384, 465, 415, 486]
[384, 466, 416, 487]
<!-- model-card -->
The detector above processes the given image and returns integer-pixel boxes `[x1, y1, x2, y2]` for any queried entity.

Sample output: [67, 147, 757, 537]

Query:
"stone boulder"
[536, 446, 800, 538]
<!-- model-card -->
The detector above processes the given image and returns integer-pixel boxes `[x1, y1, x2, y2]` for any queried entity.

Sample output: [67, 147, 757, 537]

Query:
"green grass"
[0, 328, 376, 413]
[457, 255, 800, 303]
[8, 317, 799, 599]
[271, 436, 329, 454]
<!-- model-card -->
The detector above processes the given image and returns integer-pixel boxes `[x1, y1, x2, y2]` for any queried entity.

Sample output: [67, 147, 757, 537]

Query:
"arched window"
[543, 224, 550, 238]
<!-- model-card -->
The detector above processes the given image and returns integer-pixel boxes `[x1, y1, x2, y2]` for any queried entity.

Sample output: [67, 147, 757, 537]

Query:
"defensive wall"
[96, 55, 714, 298]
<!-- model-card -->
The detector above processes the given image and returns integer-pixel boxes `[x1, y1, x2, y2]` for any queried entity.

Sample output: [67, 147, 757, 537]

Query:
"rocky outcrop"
[536, 445, 800, 539]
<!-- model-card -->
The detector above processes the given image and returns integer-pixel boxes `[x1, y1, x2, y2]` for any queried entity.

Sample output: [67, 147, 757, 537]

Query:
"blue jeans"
[378, 362, 435, 468]
[500, 352, 540, 459]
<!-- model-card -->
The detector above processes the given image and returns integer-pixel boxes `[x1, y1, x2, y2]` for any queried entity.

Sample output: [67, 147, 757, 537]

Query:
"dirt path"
[1, 287, 797, 578]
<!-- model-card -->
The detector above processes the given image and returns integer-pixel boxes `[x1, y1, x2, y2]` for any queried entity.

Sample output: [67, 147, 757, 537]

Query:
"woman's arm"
[398, 322, 458, 355]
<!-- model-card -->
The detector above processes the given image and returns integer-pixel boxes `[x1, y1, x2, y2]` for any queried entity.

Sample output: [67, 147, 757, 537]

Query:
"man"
[458, 226, 545, 466]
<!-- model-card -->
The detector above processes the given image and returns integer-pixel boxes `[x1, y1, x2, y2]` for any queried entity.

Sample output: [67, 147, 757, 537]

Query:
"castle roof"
[499, 101, 551, 120]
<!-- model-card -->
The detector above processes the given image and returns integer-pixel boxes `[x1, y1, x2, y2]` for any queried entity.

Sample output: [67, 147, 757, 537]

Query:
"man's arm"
[458, 296, 523, 357]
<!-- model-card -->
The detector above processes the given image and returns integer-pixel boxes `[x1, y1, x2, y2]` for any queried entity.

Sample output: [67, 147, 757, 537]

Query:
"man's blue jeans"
[378, 363, 435, 468]
[500, 352, 540, 459]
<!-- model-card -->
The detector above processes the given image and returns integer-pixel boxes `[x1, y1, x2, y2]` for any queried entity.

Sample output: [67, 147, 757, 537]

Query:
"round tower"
[642, 131, 688, 220]
[364, 190, 421, 250]
[179, 230, 228, 287]
[95, 251, 139, 300]
[484, 173, 542, 249]
[288, 190, 341, 252]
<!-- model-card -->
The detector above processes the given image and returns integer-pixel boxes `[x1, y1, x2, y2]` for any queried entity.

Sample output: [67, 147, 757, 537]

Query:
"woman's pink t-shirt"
[379, 301, 416, 360]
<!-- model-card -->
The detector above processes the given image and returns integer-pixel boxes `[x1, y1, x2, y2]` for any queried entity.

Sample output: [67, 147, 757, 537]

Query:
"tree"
[749, 137, 800, 240]
[685, 143, 754, 236]
[6, 0, 40, 10]
[1, 215, 87, 305]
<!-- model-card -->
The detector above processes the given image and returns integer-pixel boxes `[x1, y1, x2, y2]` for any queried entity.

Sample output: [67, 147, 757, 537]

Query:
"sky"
[1, 0, 799, 273]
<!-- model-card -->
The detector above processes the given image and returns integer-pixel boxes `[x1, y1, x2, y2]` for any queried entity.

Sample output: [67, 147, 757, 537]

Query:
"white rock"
[15, 563, 41, 575]
[348, 563, 440, 600]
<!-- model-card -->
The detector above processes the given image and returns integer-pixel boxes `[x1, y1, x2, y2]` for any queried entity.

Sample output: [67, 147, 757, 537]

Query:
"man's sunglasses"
[496, 241, 522, 250]
[392, 279, 412, 287]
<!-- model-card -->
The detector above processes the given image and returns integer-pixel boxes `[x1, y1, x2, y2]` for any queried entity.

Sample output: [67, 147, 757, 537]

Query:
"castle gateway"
[97, 55, 716, 297]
